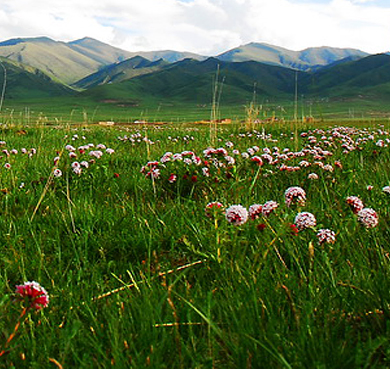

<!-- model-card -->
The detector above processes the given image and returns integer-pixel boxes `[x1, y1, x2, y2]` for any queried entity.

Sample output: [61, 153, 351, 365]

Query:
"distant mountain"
[0, 57, 73, 100]
[130, 50, 206, 63]
[74, 56, 170, 89]
[0, 37, 133, 84]
[217, 42, 368, 71]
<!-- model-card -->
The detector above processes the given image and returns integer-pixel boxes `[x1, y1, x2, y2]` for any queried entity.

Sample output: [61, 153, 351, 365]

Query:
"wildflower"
[73, 167, 82, 175]
[106, 148, 115, 155]
[248, 204, 263, 220]
[225, 205, 249, 226]
[205, 202, 223, 218]
[346, 196, 364, 214]
[69, 152, 77, 159]
[71, 161, 80, 169]
[251, 156, 263, 166]
[113, 173, 120, 178]
[382, 186, 390, 194]
[262, 201, 279, 217]
[367, 185, 373, 191]
[4, 163, 11, 169]
[146, 168, 160, 179]
[357, 208, 379, 228]
[80, 161, 89, 168]
[294, 212, 317, 230]
[15, 281, 49, 310]
[257, 223, 266, 231]
[316, 229, 336, 245]
[168, 174, 177, 183]
[53, 169, 62, 177]
[289, 223, 299, 236]
[308, 173, 319, 180]
[284, 186, 306, 207]
[53, 156, 60, 165]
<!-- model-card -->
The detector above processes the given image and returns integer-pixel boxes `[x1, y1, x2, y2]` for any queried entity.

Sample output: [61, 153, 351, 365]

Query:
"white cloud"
[0, 0, 388, 54]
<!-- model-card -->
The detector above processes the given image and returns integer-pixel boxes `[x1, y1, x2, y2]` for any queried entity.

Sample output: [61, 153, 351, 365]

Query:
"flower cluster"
[346, 196, 364, 214]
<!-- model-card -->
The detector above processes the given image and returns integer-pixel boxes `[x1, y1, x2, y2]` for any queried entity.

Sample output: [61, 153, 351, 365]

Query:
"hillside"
[80, 57, 299, 105]
[302, 53, 390, 97]
[74, 56, 170, 89]
[0, 57, 74, 100]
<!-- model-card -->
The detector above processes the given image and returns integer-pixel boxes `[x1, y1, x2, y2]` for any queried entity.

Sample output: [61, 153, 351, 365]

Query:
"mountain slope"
[217, 42, 368, 71]
[0, 37, 133, 84]
[80, 57, 299, 105]
[0, 57, 74, 100]
[301, 53, 390, 96]
[74, 56, 170, 89]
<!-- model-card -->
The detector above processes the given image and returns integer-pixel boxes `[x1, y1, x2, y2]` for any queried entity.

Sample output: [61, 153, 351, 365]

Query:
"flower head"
[15, 281, 49, 310]
[248, 204, 263, 220]
[262, 201, 279, 217]
[225, 205, 248, 226]
[316, 229, 336, 245]
[357, 208, 378, 228]
[294, 212, 317, 231]
[284, 186, 306, 207]
[346, 196, 364, 214]
[205, 202, 224, 218]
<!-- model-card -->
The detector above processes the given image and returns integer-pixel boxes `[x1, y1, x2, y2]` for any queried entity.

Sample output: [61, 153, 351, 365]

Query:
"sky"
[0, 0, 389, 55]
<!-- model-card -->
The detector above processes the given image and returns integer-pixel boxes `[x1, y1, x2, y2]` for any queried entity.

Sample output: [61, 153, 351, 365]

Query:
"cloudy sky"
[0, 0, 389, 55]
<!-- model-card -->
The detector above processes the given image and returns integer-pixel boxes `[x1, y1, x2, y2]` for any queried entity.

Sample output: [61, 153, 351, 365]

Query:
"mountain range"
[0, 36, 388, 105]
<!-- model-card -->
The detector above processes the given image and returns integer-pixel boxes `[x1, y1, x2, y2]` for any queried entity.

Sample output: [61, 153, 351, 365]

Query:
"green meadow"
[1, 105, 390, 368]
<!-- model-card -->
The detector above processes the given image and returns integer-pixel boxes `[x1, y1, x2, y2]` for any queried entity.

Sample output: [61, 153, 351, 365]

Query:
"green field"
[1, 114, 390, 368]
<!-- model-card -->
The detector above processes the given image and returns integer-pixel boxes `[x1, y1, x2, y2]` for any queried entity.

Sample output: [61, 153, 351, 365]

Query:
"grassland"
[1, 113, 390, 368]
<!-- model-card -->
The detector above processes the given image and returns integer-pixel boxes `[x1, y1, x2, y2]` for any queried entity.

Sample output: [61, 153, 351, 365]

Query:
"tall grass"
[1, 121, 390, 367]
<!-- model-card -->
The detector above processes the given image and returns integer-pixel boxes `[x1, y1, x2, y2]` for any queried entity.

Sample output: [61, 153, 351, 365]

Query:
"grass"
[1, 115, 390, 367]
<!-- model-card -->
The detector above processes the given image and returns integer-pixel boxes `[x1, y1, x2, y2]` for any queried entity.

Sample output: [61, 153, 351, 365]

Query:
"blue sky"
[0, 0, 388, 54]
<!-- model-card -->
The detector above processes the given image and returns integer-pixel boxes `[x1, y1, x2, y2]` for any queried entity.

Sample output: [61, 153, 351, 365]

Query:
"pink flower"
[250, 156, 263, 166]
[346, 196, 364, 214]
[308, 173, 319, 180]
[294, 212, 316, 230]
[248, 204, 263, 220]
[262, 201, 279, 217]
[225, 205, 248, 226]
[15, 281, 49, 310]
[4, 163, 11, 169]
[316, 229, 336, 245]
[53, 169, 62, 177]
[284, 186, 306, 207]
[357, 208, 378, 228]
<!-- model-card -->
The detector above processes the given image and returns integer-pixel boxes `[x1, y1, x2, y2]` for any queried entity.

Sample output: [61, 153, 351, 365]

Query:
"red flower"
[289, 223, 299, 236]
[113, 173, 120, 178]
[15, 281, 49, 310]
[257, 223, 266, 231]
